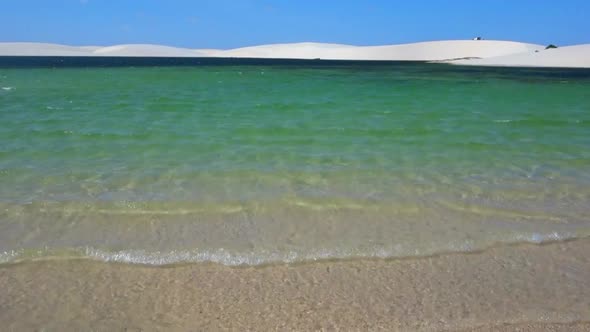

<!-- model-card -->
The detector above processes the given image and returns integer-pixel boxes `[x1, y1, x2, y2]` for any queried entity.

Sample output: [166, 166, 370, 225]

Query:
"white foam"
[0, 250, 22, 264]
[515, 231, 570, 244]
[84, 247, 341, 266]
[0, 230, 579, 267]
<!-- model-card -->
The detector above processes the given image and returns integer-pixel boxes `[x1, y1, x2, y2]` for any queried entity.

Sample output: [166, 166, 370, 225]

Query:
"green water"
[1, 64, 590, 265]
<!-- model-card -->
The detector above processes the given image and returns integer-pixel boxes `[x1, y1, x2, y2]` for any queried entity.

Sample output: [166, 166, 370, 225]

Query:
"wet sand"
[1, 239, 590, 331]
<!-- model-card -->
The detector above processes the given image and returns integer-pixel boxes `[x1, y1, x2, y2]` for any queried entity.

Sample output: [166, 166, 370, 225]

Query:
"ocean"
[1, 59, 589, 266]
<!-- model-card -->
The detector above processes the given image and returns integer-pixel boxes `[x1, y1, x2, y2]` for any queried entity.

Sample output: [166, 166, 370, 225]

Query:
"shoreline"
[2, 236, 588, 268]
[2, 238, 589, 330]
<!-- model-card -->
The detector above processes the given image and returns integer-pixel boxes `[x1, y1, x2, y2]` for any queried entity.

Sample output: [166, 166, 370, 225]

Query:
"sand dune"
[214, 40, 542, 61]
[0, 40, 588, 67]
[0, 40, 542, 60]
[0, 42, 94, 56]
[93, 44, 207, 57]
[449, 44, 590, 68]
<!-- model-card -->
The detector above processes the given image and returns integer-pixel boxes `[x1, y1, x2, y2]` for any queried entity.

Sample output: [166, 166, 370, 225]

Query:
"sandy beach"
[1, 238, 589, 331]
[1, 40, 589, 68]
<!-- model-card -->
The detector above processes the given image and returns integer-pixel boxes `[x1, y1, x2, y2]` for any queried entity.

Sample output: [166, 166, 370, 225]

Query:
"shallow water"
[1, 62, 590, 265]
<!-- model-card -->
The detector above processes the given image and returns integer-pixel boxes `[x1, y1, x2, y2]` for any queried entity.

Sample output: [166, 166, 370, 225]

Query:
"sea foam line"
[0, 231, 580, 267]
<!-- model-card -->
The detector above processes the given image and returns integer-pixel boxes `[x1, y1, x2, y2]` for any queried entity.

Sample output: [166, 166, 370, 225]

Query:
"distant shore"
[1, 238, 589, 330]
[1, 40, 589, 68]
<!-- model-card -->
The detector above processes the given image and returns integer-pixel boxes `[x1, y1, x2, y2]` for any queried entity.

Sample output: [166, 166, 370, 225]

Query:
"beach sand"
[2, 238, 589, 331]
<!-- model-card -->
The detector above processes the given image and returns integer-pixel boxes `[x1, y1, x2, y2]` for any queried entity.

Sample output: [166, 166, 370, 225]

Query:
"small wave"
[0, 231, 580, 267]
[514, 231, 567, 243]
[493, 119, 513, 123]
[1, 86, 15, 91]
[288, 199, 368, 211]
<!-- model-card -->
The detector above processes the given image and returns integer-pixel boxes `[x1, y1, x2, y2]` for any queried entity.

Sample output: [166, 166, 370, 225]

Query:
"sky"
[0, 0, 589, 49]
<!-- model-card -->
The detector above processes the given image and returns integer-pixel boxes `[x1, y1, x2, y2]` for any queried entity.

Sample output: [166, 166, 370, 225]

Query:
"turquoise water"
[1, 64, 590, 265]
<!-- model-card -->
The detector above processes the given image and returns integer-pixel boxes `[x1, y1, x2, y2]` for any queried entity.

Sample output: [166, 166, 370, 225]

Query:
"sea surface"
[1, 59, 590, 266]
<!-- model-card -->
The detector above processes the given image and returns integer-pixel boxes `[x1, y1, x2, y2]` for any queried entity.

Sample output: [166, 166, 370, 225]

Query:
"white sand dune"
[0, 42, 94, 56]
[93, 44, 207, 57]
[194, 49, 224, 56]
[0, 40, 588, 67]
[214, 40, 542, 61]
[78, 46, 103, 51]
[0, 42, 211, 57]
[449, 44, 590, 68]
[0, 40, 542, 60]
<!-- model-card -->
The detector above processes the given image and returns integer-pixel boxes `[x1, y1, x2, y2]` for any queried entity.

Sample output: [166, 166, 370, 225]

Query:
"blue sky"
[1, 0, 588, 48]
